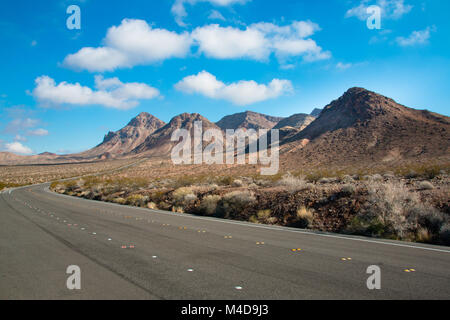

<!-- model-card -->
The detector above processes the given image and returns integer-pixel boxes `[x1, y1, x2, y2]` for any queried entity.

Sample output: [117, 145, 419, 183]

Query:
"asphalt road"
[1, 183, 449, 300]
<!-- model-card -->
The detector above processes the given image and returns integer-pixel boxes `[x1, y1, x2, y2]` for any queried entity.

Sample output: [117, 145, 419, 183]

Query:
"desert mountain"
[310, 108, 322, 117]
[79, 112, 165, 158]
[281, 87, 450, 168]
[130, 113, 222, 156]
[0, 151, 73, 165]
[273, 113, 316, 130]
[216, 111, 284, 131]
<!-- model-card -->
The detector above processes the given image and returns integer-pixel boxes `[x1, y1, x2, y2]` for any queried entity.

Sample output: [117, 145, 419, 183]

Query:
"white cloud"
[32, 75, 160, 110]
[396, 27, 434, 46]
[346, 0, 412, 20]
[5, 142, 33, 155]
[4, 118, 39, 134]
[14, 135, 27, 142]
[64, 19, 330, 71]
[64, 19, 192, 72]
[336, 62, 352, 70]
[172, 0, 249, 26]
[175, 70, 293, 106]
[208, 10, 226, 21]
[192, 24, 269, 60]
[27, 128, 49, 136]
[192, 21, 330, 62]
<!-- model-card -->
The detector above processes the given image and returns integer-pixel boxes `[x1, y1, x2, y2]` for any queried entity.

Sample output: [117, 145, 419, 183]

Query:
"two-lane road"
[1, 183, 449, 299]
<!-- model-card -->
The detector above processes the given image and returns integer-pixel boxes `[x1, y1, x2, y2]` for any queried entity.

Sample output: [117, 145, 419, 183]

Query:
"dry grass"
[45, 156, 449, 246]
[277, 172, 310, 192]
[0, 159, 133, 187]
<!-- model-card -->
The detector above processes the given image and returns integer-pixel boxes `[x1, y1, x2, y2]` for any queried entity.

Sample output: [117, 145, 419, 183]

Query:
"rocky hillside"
[281, 87, 450, 168]
[79, 112, 165, 158]
[216, 111, 284, 131]
[273, 113, 316, 130]
[130, 113, 222, 156]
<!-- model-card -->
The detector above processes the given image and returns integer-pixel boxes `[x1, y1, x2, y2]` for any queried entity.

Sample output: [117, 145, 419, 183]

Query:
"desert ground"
[49, 157, 450, 246]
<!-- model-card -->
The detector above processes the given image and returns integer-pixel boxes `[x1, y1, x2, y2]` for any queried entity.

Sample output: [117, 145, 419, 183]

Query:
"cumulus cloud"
[192, 24, 269, 60]
[32, 75, 160, 110]
[175, 70, 293, 105]
[172, 0, 249, 26]
[64, 19, 192, 72]
[396, 27, 434, 46]
[192, 21, 330, 62]
[346, 0, 412, 20]
[64, 18, 330, 71]
[5, 142, 33, 155]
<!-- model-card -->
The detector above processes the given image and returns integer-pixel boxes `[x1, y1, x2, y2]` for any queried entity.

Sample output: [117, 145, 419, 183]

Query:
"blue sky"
[0, 0, 449, 155]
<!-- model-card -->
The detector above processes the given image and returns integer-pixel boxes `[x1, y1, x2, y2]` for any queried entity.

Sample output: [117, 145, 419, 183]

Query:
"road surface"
[1, 183, 449, 299]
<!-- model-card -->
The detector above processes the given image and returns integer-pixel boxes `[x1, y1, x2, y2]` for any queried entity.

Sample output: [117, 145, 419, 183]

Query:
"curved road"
[1, 183, 449, 299]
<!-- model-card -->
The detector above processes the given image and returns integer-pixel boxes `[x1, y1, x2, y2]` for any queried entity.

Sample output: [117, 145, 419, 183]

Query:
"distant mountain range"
[1, 87, 449, 168]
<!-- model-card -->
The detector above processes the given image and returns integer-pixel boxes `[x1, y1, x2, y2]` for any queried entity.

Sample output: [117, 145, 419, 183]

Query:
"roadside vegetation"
[0, 159, 133, 187]
[51, 161, 450, 246]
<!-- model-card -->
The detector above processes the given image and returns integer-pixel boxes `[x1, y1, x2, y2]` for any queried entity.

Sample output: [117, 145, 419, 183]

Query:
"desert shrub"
[126, 194, 147, 207]
[150, 191, 166, 203]
[113, 197, 126, 205]
[383, 173, 396, 179]
[232, 179, 244, 187]
[249, 215, 259, 223]
[64, 180, 79, 192]
[218, 176, 234, 186]
[173, 187, 196, 205]
[341, 184, 356, 195]
[318, 177, 332, 184]
[147, 202, 157, 209]
[278, 173, 308, 192]
[349, 181, 447, 241]
[199, 195, 221, 215]
[422, 166, 441, 179]
[256, 209, 272, 223]
[292, 206, 314, 228]
[49, 181, 59, 190]
[174, 176, 196, 188]
[370, 174, 383, 182]
[348, 182, 416, 238]
[439, 223, 450, 245]
[305, 169, 333, 182]
[415, 228, 432, 243]
[418, 181, 434, 190]
[341, 175, 354, 183]
[208, 183, 219, 190]
[172, 206, 184, 213]
[184, 193, 197, 202]
[408, 205, 446, 235]
[220, 191, 256, 218]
